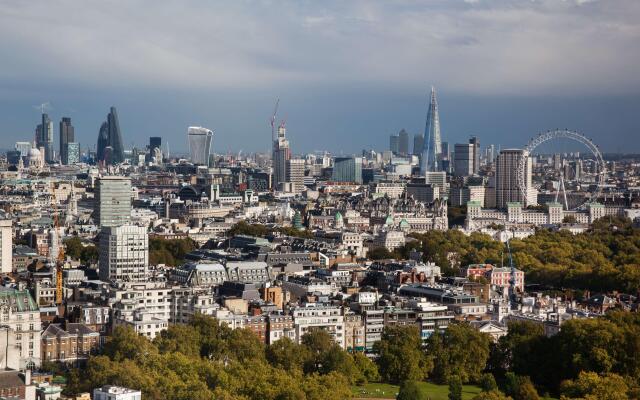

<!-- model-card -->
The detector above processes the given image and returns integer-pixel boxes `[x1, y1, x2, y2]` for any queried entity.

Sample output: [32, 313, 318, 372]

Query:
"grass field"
[351, 381, 482, 399]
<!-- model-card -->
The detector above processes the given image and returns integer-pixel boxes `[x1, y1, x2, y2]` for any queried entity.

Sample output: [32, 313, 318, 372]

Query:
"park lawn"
[352, 381, 482, 399]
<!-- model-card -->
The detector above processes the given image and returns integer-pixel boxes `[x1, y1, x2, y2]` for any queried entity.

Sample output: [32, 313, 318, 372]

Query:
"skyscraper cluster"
[36, 113, 54, 163]
[97, 107, 125, 165]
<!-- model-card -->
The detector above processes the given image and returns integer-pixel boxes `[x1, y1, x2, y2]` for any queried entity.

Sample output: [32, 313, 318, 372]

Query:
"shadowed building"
[96, 107, 125, 165]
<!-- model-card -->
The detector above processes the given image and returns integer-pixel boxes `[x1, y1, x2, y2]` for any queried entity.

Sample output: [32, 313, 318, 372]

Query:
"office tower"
[96, 107, 125, 165]
[413, 134, 424, 156]
[454, 137, 480, 177]
[424, 171, 447, 194]
[469, 136, 480, 173]
[389, 134, 399, 154]
[485, 144, 496, 165]
[495, 149, 536, 209]
[95, 176, 132, 227]
[149, 137, 162, 153]
[398, 129, 409, 156]
[553, 153, 562, 170]
[187, 127, 213, 165]
[272, 124, 291, 189]
[454, 143, 474, 177]
[406, 182, 440, 203]
[15, 142, 31, 158]
[0, 220, 11, 273]
[332, 157, 363, 184]
[99, 225, 148, 282]
[36, 113, 54, 163]
[286, 158, 305, 192]
[6, 151, 20, 165]
[421, 87, 442, 174]
[441, 141, 450, 161]
[59, 117, 74, 164]
[66, 143, 80, 165]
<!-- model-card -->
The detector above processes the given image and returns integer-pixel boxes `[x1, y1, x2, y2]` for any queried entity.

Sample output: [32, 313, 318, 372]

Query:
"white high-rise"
[95, 176, 132, 228]
[0, 220, 12, 273]
[495, 149, 537, 209]
[187, 126, 213, 166]
[99, 225, 148, 282]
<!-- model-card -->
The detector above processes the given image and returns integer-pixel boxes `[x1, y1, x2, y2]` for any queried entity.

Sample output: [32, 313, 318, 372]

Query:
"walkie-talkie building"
[187, 126, 213, 166]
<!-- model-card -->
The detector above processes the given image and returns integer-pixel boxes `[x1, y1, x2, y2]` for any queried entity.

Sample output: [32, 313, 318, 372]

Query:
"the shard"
[421, 86, 442, 174]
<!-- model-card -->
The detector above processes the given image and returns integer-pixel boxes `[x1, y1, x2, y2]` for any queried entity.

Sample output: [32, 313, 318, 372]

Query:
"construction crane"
[51, 181, 65, 307]
[505, 236, 517, 310]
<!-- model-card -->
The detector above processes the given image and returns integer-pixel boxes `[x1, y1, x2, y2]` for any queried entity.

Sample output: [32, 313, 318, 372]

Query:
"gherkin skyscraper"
[421, 86, 442, 173]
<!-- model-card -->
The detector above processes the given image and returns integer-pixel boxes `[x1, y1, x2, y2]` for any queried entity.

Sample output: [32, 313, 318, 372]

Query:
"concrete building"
[95, 176, 132, 227]
[291, 304, 345, 349]
[406, 182, 440, 203]
[0, 220, 11, 273]
[495, 149, 536, 209]
[373, 230, 406, 251]
[41, 323, 101, 364]
[98, 225, 148, 282]
[0, 289, 41, 369]
[332, 157, 363, 184]
[93, 386, 141, 400]
[454, 142, 474, 177]
[286, 158, 305, 192]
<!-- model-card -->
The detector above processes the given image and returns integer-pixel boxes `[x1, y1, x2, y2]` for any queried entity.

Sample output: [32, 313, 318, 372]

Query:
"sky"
[0, 0, 639, 155]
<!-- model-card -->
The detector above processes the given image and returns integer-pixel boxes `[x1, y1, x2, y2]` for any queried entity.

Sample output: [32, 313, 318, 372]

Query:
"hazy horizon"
[1, 1, 638, 154]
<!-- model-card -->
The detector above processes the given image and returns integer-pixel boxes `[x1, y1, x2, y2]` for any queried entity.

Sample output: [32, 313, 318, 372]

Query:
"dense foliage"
[149, 237, 198, 266]
[65, 316, 374, 400]
[229, 221, 314, 239]
[64, 236, 98, 264]
[489, 312, 640, 396]
[400, 217, 640, 292]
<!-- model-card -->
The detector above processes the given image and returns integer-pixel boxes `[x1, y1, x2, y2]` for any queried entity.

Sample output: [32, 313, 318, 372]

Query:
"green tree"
[448, 375, 463, 400]
[480, 373, 499, 392]
[559, 371, 629, 400]
[472, 391, 512, 400]
[367, 247, 394, 260]
[266, 337, 308, 373]
[373, 325, 431, 384]
[427, 323, 491, 383]
[398, 380, 426, 400]
[352, 352, 380, 384]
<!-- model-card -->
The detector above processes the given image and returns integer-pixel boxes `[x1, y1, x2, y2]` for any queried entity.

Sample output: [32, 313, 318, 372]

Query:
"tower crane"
[505, 237, 517, 310]
[51, 181, 65, 307]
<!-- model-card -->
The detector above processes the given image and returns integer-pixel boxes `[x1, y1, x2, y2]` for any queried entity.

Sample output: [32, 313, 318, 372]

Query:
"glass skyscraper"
[332, 156, 363, 184]
[60, 117, 74, 165]
[96, 107, 125, 165]
[187, 126, 213, 165]
[421, 87, 442, 174]
[36, 113, 54, 163]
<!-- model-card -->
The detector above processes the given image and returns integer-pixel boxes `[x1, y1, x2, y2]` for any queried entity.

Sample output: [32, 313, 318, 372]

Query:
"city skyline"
[0, 1, 638, 153]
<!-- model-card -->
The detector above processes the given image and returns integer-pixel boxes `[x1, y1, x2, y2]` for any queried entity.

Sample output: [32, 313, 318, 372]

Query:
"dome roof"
[27, 147, 41, 159]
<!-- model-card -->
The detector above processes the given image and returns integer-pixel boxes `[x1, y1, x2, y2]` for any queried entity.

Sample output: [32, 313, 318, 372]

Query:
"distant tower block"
[187, 126, 213, 166]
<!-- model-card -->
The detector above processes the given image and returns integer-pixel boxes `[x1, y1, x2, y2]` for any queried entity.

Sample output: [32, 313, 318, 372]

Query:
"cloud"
[0, 0, 638, 96]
